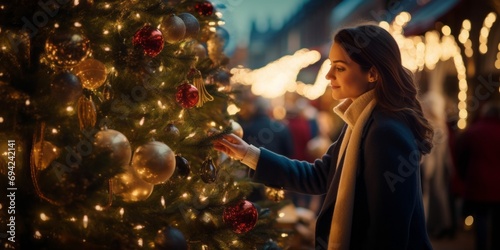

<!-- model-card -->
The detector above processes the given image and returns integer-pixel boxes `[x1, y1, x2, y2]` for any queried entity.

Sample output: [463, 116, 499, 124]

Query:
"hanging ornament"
[133, 25, 164, 57]
[200, 157, 217, 183]
[178, 13, 200, 39]
[154, 226, 188, 250]
[50, 71, 83, 106]
[131, 141, 176, 185]
[112, 169, 154, 202]
[191, 69, 214, 107]
[77, 95, 97, 130]
[160, 14, 186, 44]
[72, 58, 107, 90]
[194, 1, 214, 16]
[32, 141, 60, 171]
[192, 42, 207, 60]
[164, 123, 180, 138]
[230, 120, 243, 138]
[265, 187, 285, 202]
[174, 155, 190, 178]
[93, 129, 132, 169]
[175, 82, 199, 109]
[222, 200, 258, 234]
[45, 27, 90, 67]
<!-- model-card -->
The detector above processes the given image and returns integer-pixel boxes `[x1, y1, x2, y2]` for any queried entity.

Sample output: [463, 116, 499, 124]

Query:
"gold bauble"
[33, 141, 60, 171]
[73, 58, 107, 90]
[45, 27, 90, 67]
[160, 14, 186, 44]
[112, 169, 154, 202]
[131, 141, 176, 185]
[93, 129, 132, 169]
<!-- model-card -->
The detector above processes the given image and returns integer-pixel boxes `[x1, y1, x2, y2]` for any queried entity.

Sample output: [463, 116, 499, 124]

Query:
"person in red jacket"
[214, 23, 434, 249]
[455, 101, 500, 250]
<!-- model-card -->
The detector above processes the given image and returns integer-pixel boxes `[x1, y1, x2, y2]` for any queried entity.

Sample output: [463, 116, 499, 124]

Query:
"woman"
[214, 24, 434, 250]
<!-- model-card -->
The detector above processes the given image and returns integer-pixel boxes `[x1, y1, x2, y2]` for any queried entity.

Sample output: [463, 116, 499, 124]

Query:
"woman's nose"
[326, 68, 335, 80]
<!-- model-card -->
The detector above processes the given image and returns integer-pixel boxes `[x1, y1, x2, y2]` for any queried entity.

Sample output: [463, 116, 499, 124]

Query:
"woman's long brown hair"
[334, 24, 433, 154]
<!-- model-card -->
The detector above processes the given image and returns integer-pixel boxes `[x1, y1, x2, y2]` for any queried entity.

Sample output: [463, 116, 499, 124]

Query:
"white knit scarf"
[328, 90, 377, 250]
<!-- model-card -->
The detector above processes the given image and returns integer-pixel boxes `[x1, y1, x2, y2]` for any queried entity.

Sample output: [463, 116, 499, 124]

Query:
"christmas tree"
[0, 0, 285, 249]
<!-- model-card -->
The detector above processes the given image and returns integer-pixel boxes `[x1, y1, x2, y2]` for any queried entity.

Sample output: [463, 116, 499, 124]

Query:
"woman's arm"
[214, 133, 338, 195]
[250, 144, 336, 195]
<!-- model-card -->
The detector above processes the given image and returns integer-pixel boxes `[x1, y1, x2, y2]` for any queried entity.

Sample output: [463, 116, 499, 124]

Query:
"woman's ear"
[367, 66, 379, 83]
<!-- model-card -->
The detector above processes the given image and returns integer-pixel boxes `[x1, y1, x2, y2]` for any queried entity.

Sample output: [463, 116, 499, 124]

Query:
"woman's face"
[326, 42, 374, 101]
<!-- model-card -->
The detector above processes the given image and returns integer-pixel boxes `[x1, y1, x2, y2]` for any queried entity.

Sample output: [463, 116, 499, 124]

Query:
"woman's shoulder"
[363, 106, 418, 152]
[366, 106, 414, 138]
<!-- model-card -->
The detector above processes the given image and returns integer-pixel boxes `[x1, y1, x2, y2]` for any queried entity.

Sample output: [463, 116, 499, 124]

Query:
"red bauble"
[222, 200, 258, 234]
[194, 1, 214, 16]
[175, 82, 199, 108]
[132, 25, 164, 57]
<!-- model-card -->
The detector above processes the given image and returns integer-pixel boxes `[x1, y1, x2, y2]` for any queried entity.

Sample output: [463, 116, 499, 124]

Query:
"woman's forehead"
[329, 42, 351, 63]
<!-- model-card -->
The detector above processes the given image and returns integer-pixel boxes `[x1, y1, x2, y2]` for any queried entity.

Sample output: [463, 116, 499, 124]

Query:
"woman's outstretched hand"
[213, 133, 249, 160]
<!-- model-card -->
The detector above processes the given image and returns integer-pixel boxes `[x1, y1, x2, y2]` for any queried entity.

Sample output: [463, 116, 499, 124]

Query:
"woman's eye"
[336, 67, 345, 72]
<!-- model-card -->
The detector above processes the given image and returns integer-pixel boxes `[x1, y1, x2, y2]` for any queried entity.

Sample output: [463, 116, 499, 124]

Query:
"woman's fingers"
[216, 137, 234, 148]
[223, 133, 241, 143]
[213, 143, 228, 154]
[212, 133, 245, 159]
[213, 139, 236, 156]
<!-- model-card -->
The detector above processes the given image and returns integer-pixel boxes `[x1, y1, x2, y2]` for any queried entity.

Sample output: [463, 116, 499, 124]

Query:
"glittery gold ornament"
[73, 58, 107, 90]
[77, 95, 97, 130]
[112, 169, 154, 202]
[45, 27, 90, 67]
[32, 141, 60, 171]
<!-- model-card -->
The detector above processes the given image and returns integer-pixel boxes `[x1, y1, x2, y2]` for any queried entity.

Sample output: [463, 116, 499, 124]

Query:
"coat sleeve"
[363, 119, 422, 248]
[248, 142, 337, 195]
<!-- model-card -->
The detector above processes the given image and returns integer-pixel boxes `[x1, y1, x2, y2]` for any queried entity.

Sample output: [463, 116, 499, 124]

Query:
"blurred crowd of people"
[232, 84, 500, 250]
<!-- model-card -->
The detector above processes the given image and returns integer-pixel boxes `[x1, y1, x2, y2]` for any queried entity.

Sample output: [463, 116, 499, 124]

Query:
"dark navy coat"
[250, 106, 433, 249]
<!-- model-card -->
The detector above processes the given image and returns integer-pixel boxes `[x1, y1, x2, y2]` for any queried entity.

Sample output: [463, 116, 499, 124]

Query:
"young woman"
[214, 24, 434, 250]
